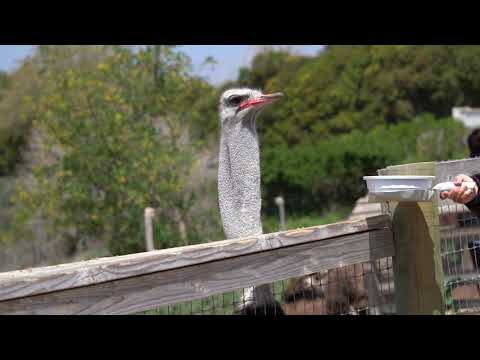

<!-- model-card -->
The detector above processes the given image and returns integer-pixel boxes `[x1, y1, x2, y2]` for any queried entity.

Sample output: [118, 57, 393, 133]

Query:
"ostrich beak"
[239, 92, 283, 111]
[262, 92, 284, 100]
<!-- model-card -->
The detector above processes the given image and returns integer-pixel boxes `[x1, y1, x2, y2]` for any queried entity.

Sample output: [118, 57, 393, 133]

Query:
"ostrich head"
[219, 88, 283, 129]
[217, 88, 283, 240]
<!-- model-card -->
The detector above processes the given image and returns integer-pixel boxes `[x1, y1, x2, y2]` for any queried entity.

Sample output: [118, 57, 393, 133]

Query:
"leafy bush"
[261, 115, 468, 214]
[8, 46, 216, 256]
[256, 45, 480, 149]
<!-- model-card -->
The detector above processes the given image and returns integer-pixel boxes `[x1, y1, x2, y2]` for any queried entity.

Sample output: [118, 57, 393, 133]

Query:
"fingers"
[448, 188, 460, 203]
[458, 185, 473, 203]
[449, 184, 466, 203]
[453, 174, 473, 186]
[446, 182, 477, 204]
[441, 174, 478, 204]
[464, 190, 474, 203]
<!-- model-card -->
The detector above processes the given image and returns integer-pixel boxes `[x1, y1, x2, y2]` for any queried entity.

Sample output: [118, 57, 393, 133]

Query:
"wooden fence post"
[144, 208, 155, 252]
[378, 162, 445, 315]
[275, 196, 286, 231]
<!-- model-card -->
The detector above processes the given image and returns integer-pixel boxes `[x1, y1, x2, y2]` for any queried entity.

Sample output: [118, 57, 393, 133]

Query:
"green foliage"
[261, 207, 352, 234]
[261, 115, 468, 214]
[0, 60, 43, 175]
[237, 46, 480, 149]
[183, 80, 220, 144]
[9, 45, 215, 255]
[2, 45, 480, 264]
[237, 50, 308, 89]
[0, 71, 9, 96]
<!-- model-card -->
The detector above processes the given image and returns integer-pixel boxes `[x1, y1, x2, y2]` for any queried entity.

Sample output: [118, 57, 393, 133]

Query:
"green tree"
[0, 46, 109, 176]
[0, 70, 9, 97]
[10, 45, 212, 255]
[0, 60, 44, 175]
[239, 45, 480, 148]
[237, 50, 297, 88]
[261, 115, 467, 214]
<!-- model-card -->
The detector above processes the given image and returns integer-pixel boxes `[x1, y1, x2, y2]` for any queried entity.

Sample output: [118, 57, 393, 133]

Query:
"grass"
[262, 206, 352, 234]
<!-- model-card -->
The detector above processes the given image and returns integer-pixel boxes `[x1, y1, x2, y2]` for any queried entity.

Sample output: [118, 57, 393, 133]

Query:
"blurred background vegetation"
[0, 45, 474, 271]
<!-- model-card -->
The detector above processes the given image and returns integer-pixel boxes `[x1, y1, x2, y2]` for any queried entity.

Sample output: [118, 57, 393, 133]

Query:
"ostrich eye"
[228, 95, 245, 107]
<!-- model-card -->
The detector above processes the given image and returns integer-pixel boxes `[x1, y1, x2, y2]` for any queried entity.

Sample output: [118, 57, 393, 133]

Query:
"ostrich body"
[218, 88, 284, 315]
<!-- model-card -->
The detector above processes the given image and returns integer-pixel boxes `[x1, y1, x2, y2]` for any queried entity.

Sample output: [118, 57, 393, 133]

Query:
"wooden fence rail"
[0, 215, 392, 315]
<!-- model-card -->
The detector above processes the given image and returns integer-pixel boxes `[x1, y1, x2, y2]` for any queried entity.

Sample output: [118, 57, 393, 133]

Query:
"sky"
[0, 45, 325, 85]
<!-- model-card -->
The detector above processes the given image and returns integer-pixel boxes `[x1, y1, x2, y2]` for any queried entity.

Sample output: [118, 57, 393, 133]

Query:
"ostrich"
[282, 266, 370, 315]
[218, 88, 285, 316]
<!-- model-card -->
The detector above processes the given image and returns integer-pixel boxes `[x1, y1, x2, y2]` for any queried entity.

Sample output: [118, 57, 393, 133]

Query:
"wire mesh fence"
[433, 164, 480, 315]
[440, 202, 480, 315]
[137, 257, 395, 316]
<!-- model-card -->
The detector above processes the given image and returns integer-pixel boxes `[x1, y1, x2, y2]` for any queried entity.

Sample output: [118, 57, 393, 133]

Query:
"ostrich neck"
[218, 113, 277, 310]
[218, 118, 263, 240]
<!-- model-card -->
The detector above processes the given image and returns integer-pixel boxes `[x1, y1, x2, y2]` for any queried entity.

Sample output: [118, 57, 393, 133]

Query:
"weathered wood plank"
[436, 158, 480, 182]
[0, 215, 391, 302]
[0, 228, 394, 315]
[380, 162, 437, 177]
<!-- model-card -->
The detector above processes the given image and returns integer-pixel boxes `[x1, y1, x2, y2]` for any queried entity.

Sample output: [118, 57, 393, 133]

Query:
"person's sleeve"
[466, 174, 480, 217]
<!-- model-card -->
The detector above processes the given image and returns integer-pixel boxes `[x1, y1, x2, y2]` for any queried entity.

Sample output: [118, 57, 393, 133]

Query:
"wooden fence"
[1, 157, 480, 315]
[0, 215, 393, 315]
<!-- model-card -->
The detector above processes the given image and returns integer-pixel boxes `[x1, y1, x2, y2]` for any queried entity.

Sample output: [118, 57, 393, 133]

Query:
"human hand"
[440, 174, 478, 204]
